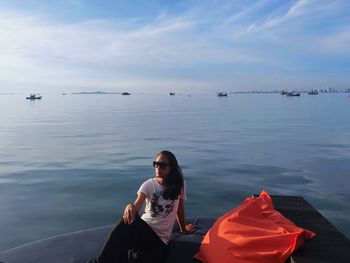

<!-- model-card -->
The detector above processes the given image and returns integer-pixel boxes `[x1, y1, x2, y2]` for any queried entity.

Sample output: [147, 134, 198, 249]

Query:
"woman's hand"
[123, 193, 145, 224]
[123, 203, 137, 225]
[181, 223, 197, 234]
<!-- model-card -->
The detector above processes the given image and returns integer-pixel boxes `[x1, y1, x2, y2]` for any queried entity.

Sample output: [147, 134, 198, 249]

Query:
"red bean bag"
[194, 191, 316, 263]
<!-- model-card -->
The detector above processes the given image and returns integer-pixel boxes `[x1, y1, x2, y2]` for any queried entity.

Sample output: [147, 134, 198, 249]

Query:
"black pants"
[90, 215, 168, 263]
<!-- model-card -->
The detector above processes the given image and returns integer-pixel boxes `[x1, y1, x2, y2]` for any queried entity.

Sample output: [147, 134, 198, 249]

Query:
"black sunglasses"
[153, 161, 170, 169]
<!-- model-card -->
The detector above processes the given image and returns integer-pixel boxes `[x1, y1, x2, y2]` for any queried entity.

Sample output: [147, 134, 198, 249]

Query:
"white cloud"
[0, 0, 349, 92]
[286, 0, 308, 17]
[245, 0, 308, 32]
[318, 29, 350, 55]
[0, 10, 262, 72]
[246, 0, 345, 33]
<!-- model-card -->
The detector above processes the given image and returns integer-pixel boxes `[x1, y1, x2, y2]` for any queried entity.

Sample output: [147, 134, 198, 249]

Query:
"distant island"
[72, 90, 128, 95]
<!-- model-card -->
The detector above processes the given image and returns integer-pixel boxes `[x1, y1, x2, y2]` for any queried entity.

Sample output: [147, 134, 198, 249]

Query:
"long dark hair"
[157, 150, 184, 200]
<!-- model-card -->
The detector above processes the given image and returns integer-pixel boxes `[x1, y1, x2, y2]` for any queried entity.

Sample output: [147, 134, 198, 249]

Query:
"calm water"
[0, 92, 350, 251]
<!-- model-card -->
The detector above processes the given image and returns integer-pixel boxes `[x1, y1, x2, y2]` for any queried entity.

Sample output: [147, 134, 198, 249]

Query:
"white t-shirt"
[137, 178, 186, 244]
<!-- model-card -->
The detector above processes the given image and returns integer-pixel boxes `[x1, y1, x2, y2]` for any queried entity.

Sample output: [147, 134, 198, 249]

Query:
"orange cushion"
[194, 191, 316, 263]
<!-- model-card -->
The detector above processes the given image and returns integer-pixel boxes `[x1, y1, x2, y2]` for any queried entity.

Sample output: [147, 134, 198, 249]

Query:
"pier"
[0, 196, 349, 263]
[272, 196, 350, 263]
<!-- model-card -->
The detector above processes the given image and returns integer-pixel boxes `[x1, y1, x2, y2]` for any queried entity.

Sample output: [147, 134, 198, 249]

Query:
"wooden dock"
[0, 195, 349, 263]
[271, 195, 350, 263]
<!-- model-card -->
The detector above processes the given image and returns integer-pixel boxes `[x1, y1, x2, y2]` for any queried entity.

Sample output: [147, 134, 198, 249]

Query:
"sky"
[0, 0, 350, 93]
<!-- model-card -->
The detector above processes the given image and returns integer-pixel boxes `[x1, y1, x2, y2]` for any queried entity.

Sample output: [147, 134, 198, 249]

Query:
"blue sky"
[1, 0, 349, 93]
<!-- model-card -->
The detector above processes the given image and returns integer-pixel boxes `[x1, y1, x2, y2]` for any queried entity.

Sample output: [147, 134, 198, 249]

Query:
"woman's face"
[154, 154, 171, 179]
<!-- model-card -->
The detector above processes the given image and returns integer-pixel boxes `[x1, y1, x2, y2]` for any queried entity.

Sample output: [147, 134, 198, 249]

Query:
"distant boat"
[169, 92, 175, 96]
[307, 90, 319, 95]
[26, 94, 42, 100]
[121, 92, 130, 95]
[286, 91, 300, 97]
[62, 93, 67, 95]
[217, 92, 228, 97]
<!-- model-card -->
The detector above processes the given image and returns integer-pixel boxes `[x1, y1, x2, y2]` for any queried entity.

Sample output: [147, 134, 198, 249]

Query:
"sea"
[0, 92, 349, 251]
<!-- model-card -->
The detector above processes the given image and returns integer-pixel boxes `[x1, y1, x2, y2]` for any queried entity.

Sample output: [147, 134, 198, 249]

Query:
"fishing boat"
[121, 92, 131, 95]
[169, 92, 175, 95]
[26, 94, 42, 100]
[217, 92, 228, 97]
[286, 91, 300, 97]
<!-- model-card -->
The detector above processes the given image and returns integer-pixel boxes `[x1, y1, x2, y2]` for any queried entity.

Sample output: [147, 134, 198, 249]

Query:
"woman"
[89, 150, 196, 263]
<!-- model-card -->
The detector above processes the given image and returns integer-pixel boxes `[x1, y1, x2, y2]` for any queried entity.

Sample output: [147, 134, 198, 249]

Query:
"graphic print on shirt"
[150, 193, 175, 217]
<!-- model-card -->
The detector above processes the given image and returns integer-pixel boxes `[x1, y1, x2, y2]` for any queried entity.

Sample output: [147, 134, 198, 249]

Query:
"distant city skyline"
[1, 0, 349, 93]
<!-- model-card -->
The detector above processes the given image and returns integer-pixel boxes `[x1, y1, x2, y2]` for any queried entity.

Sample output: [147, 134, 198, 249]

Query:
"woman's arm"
[123, 192, 146, 224]
[176, 198, 197, 234]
